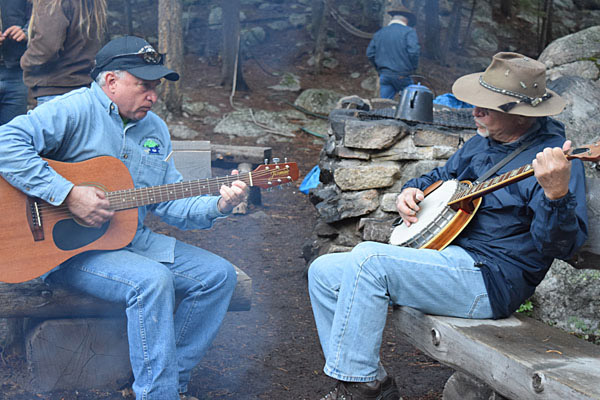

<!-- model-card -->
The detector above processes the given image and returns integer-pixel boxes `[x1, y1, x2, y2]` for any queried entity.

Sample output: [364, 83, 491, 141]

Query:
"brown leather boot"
[320, 376, 401, 400]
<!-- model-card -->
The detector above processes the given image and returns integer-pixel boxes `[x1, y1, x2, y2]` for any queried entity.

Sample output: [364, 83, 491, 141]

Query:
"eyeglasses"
[94, 48, 164, 71]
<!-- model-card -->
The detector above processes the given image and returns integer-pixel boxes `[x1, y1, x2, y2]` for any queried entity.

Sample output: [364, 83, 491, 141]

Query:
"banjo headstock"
[566, 141, 600, 162]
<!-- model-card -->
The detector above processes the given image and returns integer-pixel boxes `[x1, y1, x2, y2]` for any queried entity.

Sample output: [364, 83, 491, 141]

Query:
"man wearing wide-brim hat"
[308, 52, 588, 400]
[366, 4, 420, 100]
[0, 36, 248, 400]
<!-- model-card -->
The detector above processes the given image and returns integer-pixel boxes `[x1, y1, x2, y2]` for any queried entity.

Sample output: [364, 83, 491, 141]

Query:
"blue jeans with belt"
[0, 66, 27, 125]
[308, 242, 493, 382]
[46, 240, 237, 400]
[379, 74, 413, 100]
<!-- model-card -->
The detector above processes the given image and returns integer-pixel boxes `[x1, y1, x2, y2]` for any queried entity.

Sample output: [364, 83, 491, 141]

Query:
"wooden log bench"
[0, 140, 253, 392]
[392, 178, 600, 400]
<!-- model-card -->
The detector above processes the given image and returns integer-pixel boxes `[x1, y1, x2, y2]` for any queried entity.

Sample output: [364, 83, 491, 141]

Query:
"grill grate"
[359, 107, 476, 130]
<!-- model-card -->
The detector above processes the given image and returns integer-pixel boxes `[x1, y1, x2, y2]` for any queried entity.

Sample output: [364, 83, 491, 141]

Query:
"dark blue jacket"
[402, 117, 588, 318]
[0, 0, 28, 69]
[366, 23, 419, 77]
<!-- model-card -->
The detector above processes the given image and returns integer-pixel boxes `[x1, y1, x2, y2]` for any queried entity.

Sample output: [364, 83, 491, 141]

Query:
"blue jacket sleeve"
[529, 159, 588, 260]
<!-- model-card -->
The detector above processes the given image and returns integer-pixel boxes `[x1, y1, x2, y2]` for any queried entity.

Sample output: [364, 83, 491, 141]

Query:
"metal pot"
[394, 83, 434, 123]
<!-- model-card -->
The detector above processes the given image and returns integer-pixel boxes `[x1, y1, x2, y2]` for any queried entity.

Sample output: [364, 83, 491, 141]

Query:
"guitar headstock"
[250, 161, 299, 189]
[567, 142, 600, 162]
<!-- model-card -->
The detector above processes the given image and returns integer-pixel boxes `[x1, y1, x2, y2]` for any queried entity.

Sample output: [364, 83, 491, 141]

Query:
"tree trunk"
[312, 0, 331, 75]
[424, 0, 442, 61]
[440, 0, 463, 64]
[158, 0, 184, 111]
[124, 0, 133, 35]
[500, 0, 512, 19]
[460, 0, 477, 49]
[220, 0, 248, 90]
[538, 0, 554, 53]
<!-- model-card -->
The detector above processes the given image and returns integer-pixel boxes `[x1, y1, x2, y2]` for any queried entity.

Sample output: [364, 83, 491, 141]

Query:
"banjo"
[389, 141, 600, 250]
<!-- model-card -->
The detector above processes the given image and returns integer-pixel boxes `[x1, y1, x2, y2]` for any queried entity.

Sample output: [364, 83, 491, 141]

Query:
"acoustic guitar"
[0, 156, 299, 283]
[389, 141, 600, 250]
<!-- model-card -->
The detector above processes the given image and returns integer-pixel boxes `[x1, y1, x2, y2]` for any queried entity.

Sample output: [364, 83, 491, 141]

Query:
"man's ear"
[104, 72, 119, 92]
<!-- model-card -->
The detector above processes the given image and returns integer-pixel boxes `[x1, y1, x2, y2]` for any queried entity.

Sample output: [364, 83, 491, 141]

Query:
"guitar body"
[389, 180, 482, 250]
[0, 156, 138, 283]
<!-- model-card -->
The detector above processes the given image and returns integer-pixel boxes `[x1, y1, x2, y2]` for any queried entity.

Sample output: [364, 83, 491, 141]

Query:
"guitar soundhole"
[53, 219, 110, 251]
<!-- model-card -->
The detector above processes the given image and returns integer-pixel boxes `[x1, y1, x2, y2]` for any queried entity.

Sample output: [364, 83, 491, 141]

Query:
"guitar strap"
[475, 133, 537, 184]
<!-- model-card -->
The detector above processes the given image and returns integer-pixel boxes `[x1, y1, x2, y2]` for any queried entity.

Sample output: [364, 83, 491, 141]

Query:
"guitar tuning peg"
[264, 158, 269, 165]
[284, 157, 288, 163]
[272, 157, 280, 163]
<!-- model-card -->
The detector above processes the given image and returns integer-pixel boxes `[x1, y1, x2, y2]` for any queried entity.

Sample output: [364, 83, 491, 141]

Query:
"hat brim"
[127, 64, 180, 81]
[452, 72, 564, 117]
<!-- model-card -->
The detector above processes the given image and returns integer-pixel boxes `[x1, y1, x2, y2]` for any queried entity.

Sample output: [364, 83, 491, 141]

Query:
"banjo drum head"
[389, 180, 459, 247]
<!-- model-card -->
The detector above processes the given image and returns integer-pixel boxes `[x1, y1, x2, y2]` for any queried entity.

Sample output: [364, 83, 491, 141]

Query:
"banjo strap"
[475, 133, 537, 184]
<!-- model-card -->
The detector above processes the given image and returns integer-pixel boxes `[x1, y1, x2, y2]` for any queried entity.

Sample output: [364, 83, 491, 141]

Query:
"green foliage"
[516, 299, 533, 316]
[567, 316, 600, 346]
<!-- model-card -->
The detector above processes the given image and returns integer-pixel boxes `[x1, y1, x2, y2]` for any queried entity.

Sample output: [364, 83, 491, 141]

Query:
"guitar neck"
[447, 163, 535, 206]
[107, 173, 252, 211]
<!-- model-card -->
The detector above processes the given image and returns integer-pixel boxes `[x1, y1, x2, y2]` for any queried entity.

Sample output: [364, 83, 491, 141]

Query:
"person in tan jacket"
[20, 0, 106, 105]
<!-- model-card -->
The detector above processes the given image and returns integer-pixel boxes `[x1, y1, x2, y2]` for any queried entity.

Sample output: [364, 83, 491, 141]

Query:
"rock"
[539, 25, 600, 68]
[214, 108, 299, 138]
[532, 260, 600, 338]
[344, 119, 407, 150]
[334, 163, 400, 191]
[294, 88, 345, 116]
[269, 72, 301, 92]
[359, 218, 394, 243]
[169, 123, 199, 140]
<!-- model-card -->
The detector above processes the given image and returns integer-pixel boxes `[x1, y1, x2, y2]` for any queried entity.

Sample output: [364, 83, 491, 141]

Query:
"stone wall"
[304, 103, 475, 258]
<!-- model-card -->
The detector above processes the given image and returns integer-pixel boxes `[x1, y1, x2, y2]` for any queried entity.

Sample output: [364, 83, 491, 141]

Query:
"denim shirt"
[366, 23, 420, 77]
[402, 117, 588, 318]
[0, 82, 227, 264]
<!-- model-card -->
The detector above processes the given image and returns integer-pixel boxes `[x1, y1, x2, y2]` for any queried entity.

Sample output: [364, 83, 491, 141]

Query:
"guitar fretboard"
[107, 173, 252, 211]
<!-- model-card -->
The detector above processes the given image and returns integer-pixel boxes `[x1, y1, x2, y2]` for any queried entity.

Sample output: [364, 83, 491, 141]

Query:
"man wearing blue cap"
[0, 36, 247, 400]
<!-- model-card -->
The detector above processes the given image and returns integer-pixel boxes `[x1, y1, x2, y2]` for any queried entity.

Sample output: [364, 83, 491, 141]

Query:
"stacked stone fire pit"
[304, 99, 477, 260]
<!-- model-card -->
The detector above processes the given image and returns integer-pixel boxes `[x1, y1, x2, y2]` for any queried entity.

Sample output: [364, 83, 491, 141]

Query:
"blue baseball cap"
[91, 36, 179, 81]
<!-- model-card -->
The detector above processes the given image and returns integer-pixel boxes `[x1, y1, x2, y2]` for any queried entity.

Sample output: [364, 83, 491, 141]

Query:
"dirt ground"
[0, 1, 478, 398]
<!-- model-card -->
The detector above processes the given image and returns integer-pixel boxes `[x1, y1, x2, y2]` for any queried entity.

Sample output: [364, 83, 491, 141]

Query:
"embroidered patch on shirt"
[143, 139, 161, 154]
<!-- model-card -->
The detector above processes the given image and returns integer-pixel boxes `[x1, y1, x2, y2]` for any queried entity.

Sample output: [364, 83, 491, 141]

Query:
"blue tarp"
[433, 93, 474, 109]
[299, 165, 320, 194]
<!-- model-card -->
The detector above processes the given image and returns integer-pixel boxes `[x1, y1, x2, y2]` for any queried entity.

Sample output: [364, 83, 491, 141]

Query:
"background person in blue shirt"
[0, 0, 28, 124]
[366, 5, 420, 100]
[308, 52, 588, 400]
[0, 36, 247, 400]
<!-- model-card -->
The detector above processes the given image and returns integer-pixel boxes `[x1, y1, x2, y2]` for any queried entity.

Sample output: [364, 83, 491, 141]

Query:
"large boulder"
[531, 26, 600, 340]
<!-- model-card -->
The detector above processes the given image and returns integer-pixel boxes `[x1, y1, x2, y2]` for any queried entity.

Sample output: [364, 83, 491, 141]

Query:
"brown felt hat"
[387, 5, 416, 27]
[452, 52, 565, 117]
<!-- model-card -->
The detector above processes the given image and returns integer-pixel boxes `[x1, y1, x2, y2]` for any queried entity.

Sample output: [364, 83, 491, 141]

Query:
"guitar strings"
[27, 167, 296, 219]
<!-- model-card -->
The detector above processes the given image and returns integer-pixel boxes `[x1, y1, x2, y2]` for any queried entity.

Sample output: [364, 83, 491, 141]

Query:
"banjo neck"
[447, 142, 600, 208]
[447, 164, 535, 208]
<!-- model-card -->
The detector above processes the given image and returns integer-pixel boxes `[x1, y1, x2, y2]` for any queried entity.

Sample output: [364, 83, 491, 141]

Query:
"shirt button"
[123, 154, 128, 159]
[50, 197, 55, 202]
[110, 105, 115, 111]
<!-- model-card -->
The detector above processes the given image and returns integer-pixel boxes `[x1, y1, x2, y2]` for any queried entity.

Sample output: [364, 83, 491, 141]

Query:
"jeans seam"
[74, 266, 154, 396]
[330, 254, 382, 382]
[468, 293, 489, 318]
[172, 272, 206, 345]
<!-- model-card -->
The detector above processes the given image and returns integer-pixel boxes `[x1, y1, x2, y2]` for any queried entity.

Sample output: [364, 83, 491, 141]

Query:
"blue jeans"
[46, 240, 237, 400]
[308, 242, 493, 382]
[379, 74, 413, 100]
[0, 67, 27, 125]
